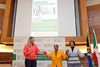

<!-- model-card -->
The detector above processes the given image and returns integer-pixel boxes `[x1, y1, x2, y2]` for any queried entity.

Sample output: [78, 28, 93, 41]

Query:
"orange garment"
[23, 44, 40, 60]
[46, 50, 67, 67]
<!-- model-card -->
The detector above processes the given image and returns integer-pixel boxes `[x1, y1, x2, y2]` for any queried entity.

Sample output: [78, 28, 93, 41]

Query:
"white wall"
[58, 0, 76, 36]
[14, 0, 76, 37]
[14, 0, 32, 37]
[87, 0, 100, 6]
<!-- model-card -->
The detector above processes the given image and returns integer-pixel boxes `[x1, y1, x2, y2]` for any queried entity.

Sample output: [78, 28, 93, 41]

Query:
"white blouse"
[67, 47, 85, 64]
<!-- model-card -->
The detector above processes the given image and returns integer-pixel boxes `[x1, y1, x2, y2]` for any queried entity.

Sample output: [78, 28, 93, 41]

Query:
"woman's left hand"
[65, 50, 69, 55]
[85, 50, 90, 56]
[87, 50, 90, 54]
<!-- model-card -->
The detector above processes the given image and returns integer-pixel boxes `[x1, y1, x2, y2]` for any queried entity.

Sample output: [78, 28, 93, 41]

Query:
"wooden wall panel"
[7, 0, 14, 37]
[0, 0, 6, 3]
[87, 4, 100, 43]
[0, 52, 12, 64]
[0, 0, 14, 42]
[0, 9, 4, 35]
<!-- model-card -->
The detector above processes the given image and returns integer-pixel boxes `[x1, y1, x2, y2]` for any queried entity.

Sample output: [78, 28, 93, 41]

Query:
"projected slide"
[31, 0, 77, 36]
[32, 0, 58, 36]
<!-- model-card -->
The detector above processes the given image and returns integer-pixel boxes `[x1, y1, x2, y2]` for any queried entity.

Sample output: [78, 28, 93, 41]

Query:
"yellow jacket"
[46, 50, 67, 67]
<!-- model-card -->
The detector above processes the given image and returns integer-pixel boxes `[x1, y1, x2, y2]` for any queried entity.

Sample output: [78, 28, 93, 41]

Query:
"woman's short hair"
[54, 44, 59, 48]
[69, 41, 76, 45]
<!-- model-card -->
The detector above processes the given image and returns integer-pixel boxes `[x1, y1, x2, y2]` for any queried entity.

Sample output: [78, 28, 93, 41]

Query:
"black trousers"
[25, 59, 37, 67]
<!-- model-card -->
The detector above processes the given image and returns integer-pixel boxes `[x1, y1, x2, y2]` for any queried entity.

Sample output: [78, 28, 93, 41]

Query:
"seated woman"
[66, 41, 89, 67]
[44, 44, 68, 67]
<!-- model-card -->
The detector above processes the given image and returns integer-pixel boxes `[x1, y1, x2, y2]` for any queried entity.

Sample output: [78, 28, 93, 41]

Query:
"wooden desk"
[0, 64, 11, 67]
